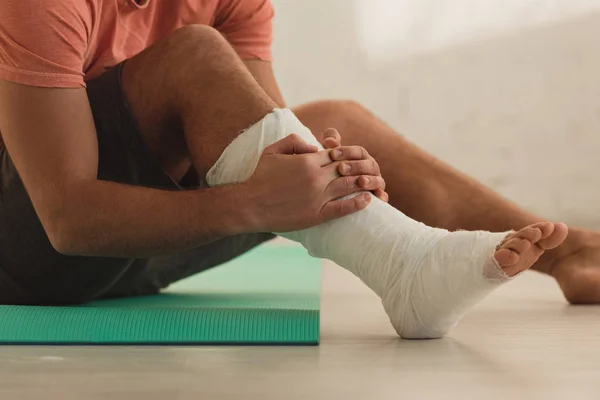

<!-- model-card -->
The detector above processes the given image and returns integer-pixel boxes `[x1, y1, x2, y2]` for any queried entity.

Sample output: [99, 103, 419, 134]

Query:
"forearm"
[47, 180, 257, 258]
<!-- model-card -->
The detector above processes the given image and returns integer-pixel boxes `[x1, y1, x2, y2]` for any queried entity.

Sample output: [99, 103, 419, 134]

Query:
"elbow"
[33, 183, 99, 256]
[48, 236, 80, 257]
[44, 214, 91, 256]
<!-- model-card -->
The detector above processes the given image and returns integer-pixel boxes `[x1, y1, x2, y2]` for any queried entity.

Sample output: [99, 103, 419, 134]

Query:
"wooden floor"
[1, 261, 599, 400]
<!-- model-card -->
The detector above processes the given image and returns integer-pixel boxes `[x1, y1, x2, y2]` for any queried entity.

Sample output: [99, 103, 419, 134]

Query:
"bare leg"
[120, 25, 277, 181]
[115, 26, 595, 304]
[294, 100, 600, 303]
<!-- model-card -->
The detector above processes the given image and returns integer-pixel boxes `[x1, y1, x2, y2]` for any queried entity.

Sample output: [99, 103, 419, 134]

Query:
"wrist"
[208, 183, 264, 236]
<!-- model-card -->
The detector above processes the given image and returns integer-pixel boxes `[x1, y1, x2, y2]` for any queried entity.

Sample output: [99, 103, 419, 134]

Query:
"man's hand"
[320, 128, 389, 203]
[244, 134, 386, 232]
[241, 61, 388, 202]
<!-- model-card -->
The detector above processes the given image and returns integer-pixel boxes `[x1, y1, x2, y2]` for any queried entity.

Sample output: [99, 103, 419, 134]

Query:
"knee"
[302, 99, 366, 120]
[294, 100, 368, 133]
[166, 25, 234, 68]
[170, 24, 227, 49]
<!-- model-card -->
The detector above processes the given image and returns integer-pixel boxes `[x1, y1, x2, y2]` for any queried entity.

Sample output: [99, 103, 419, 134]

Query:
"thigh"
[0, 63, 178, 305]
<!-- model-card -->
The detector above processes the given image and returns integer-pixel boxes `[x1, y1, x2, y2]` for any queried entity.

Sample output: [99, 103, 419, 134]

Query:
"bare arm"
[0, 81, 377, 258]
[0, 81, 256, 258]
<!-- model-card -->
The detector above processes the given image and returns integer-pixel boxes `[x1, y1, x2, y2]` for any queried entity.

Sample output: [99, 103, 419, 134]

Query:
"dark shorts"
[0, 63, 274, 305]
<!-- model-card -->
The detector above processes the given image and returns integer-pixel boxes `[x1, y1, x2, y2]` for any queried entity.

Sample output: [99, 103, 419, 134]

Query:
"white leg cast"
[207, 109, 513, 339]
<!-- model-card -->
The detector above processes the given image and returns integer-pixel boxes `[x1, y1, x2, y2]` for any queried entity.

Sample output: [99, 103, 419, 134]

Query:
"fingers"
[356, 175, 386, 192]
[329, 145, 370, 162]
[306, 145, 380, 169]
[307, 150, 339, 167]
[321, 128, 342, 149]
[359, 179, 388, 202]
[374, 189, 389, 203]
[332, 159, 381, 178]
[264, 134, 319, 155]
[325, 175, 386, 200]
[320, 193, 371, 221]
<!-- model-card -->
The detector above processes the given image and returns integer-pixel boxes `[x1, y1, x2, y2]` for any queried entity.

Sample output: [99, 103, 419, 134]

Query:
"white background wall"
[271, 0, 600, 228]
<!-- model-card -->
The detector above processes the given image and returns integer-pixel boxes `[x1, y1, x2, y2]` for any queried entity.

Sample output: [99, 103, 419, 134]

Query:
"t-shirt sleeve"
[214, 0, 274, 61]
[0, 0, 89, 88]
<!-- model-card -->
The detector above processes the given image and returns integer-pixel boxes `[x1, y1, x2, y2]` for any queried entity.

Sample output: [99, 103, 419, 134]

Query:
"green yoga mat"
[0, 245, 321, 345]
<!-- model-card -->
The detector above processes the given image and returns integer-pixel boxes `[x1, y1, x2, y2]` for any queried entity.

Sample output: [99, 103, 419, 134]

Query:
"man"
[0, 0, 596, 314]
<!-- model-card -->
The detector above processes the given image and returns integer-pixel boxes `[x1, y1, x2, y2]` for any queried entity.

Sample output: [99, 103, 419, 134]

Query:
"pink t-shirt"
[0, 0, 274, 88]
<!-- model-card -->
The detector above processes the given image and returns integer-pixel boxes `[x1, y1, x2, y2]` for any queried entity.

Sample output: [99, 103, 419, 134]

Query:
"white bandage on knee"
[206, 109, 513, 339]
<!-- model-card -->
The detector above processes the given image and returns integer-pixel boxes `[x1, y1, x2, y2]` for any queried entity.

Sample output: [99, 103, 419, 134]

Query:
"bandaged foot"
[206, 109, 568, 339]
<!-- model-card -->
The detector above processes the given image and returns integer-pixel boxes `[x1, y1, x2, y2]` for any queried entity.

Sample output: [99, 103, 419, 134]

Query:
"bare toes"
[537, 222, 569, 250]
[493, 222, 569, 277]
[495, 223, 551, 275]
[511, 226, 543, 243]
[494, 248, 519, 267]
[529, 221, 556, 240]
[502, 237, 532, 255]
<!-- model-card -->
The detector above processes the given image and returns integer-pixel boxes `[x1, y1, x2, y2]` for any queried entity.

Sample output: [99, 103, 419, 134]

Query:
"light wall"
[271, 0, 600, 228]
